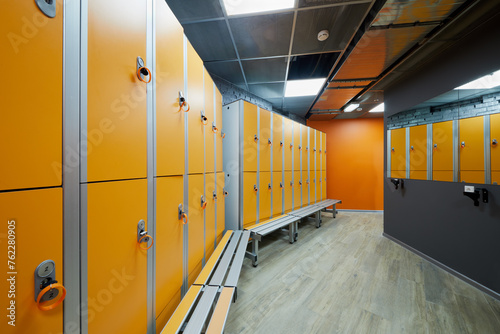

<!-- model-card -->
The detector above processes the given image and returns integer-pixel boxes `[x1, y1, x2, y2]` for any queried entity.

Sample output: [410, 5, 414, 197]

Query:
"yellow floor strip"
[194, 231, 233, 285]
[205, 288, 235, 334]
[161, 285, 202, 334]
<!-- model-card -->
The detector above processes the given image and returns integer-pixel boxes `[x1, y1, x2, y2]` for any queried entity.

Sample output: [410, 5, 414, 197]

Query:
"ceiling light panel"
[455, 70, 500, 90]
[369, 103, 385, 112]
[344, 103, 360, 112]
[285, 78, 326, 97]
[223, 0, 295, 16]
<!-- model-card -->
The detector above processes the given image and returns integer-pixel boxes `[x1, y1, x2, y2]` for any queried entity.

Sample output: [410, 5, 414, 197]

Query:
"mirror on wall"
[387, 70, 500, 185]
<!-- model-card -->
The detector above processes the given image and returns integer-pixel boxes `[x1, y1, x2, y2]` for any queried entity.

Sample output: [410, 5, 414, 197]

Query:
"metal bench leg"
[294, 221, 298, 241]
[333, 204, 337, 218]
[288, 223, 294, 244]
[316, 211, 322, 228]
[252, 239, 259, 267]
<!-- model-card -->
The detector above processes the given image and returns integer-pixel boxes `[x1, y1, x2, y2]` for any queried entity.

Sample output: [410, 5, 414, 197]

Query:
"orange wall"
[308, 118, 384, 210]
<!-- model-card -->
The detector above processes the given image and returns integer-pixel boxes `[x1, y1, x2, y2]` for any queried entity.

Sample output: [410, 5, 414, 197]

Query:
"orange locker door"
[409, 125, 427, 180]
[302, 126, 309, 172]
[294, 172, 302, 209]
[272, 171, 283, 216]
[321, 132, 327, 172]
[87, 180, 148, 333]
[284, 118, 293, 171]
[293, 123, 301, 171]
[390, 128, 406, 179]
[188, 175, 205, 286]
[216, 172, 226, 242]
[156, 176, 184, 330]
[319, 172, 324, 201]
[284, 171, 293, 212]
[433, 121, 454, 182]
[205, 70, 215, 174]
[215, 89, 223, 172]
[322, 174, 327, 200]
[314, 171, 319, 203]
[309, 128, 315, 172]
[205, 173, 216, 259]
[0, 189, 63, 334]
[302, 171, 309, 206]
[492, 114, 500, 184]
[272, 114, 283, 171]
[259, 172, 272, 221]
[460, 117, 485, 183]
[1, 2, 62, 191]
[243, 172, 258, 228]
[243, 102, 259, 172]
[315, 131, 321, 173]
[156, 1, 184, 177]
[260, 109, 272, 172]
[87, 0, 147, 182]
[187, 42, 205, 175]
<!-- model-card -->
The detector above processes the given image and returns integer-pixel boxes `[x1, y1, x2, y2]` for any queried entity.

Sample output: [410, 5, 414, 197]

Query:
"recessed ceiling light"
[344, 103, 360, 112]
[369, 103, 385, 112]
[223, 0, 295, 16]
[455, 70, 500, 90]
[285, 78, 326, 97]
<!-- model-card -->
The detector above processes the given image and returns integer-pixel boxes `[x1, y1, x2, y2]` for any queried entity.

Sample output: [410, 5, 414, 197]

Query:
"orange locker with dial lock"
[259, 172, 272, 221]
[390, 128, 407, 179]
[460, 116, 485, 184]
[409, 125, 427, 180]
[432, 121, 454, 182]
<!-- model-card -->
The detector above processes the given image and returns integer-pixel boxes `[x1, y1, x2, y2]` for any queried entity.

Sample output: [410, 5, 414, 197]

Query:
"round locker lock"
[493, 139, 498, 146]
[178, 101, 190, 113]
[180, 213, 188, 225]
[253, 185, 258, 193]
[137, 67, 152, 84]
[410, 146, 414, 151]
[280, 141, 283, 147]
[299, 145, 302, 150]
[461, 141, 466, 148]
[434, 144, 438, 149]
[201, 113, 208, 125]
[290, 143, 293, 149]
[268, 139, 272, 146]
[280, 182, 283, 189]
[212, 122, 218, 133]
[254, 135, 259, 142]
[36, 260, 55, 278]
[268, 184, 272, 192]
[37, 283, 66, 311]
[138, 235, 154, 251]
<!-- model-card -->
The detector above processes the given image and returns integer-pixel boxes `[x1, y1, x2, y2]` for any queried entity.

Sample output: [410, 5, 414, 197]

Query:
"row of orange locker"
[390, 114, 500, 184]
[1, 0, 226, 333]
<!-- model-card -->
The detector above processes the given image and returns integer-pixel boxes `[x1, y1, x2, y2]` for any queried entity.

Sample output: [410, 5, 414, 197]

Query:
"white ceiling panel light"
[369, 103, 385, 112]
[285, 78, 326, 97]
[455, 70, 500, 90]
[223, 0, 295, 16]
[344, 103, 360, 112]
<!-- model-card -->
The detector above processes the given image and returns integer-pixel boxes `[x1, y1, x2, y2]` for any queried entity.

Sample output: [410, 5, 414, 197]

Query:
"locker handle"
[178, 91, 190, 112]
[221, 132, 226, 139]
[137, 67, 152, 84]
[391, 147, 395, 152]
[268, 139, 272, 146]
[213, 190, 218, 200]
[138, 234, 154, 251]
[254, 185, 258, 193]
[313, 148, 316, 152]
[254, 135, 259, 142]
[201, 196, 207, 210]
[290, 143, 293, 149]
[306, 146, 309, 151]
[492, 139, 498, 146]
[280, 141, 283, 147]
[433, 144, 438, 150]
[223, 188, 228, 197]
[319, 149, 322, 154]
[306, 179, 309, 185]
[410, 146, 414, 151]
[290, 181, 294, 188]
[268, 184, 272, 192]
[299, 181, 302, 186]
[299, 145, 302, 150]
[280, 182, 283, 189]
[212, 122, 218, 133]
[461, 141, 465, 148]
[201, 112, 208, 125]
[36, 283, 67, 311]
[178, 204, 188, 225]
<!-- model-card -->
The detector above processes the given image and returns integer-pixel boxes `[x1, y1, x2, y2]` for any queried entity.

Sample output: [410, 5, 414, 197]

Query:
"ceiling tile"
[288, 52, 340, 80]
[241, 57, 288, 83]
[334, 112, 364, 119]
[184, 21, 237, 61]
[229, 13, 294, 59]
[372, 0, 466, 26]
[298, 0, 364, 8]
[292, 3, 370, 54]
[267, 97, 284, 109]
[205, 61, 246, 85]
[283, 96, 316, 115]
[334, 25, 436, 80]
[313, 87, 363, 110]
[248, 83, 285, 99]
[164, 0, 225, 23]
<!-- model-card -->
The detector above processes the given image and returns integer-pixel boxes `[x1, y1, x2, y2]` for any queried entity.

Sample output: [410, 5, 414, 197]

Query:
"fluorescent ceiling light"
[223, 0, 295, 16]
[344, 103, 360, 112]
[455, 70, 500, 90]
[285, 78, 326, 97]
[369, 103, 385, 112]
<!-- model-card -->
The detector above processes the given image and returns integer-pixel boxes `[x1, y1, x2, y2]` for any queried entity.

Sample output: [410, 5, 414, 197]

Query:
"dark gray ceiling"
[164, 0, 485, 120]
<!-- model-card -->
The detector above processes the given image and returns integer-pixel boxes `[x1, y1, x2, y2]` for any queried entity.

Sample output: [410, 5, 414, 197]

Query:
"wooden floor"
[225, 212, 500, 334]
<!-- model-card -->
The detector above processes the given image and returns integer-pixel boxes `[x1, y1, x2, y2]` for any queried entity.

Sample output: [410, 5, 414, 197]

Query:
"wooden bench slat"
[183, 286, 219, 334]
[205, 288, 235, 334]
[225, 231, 250, 287]
[161, 285, 203, 334]
[209, 231, 242, 286]
[245, 214, 287, 230]
[194, 230, 233, 286]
